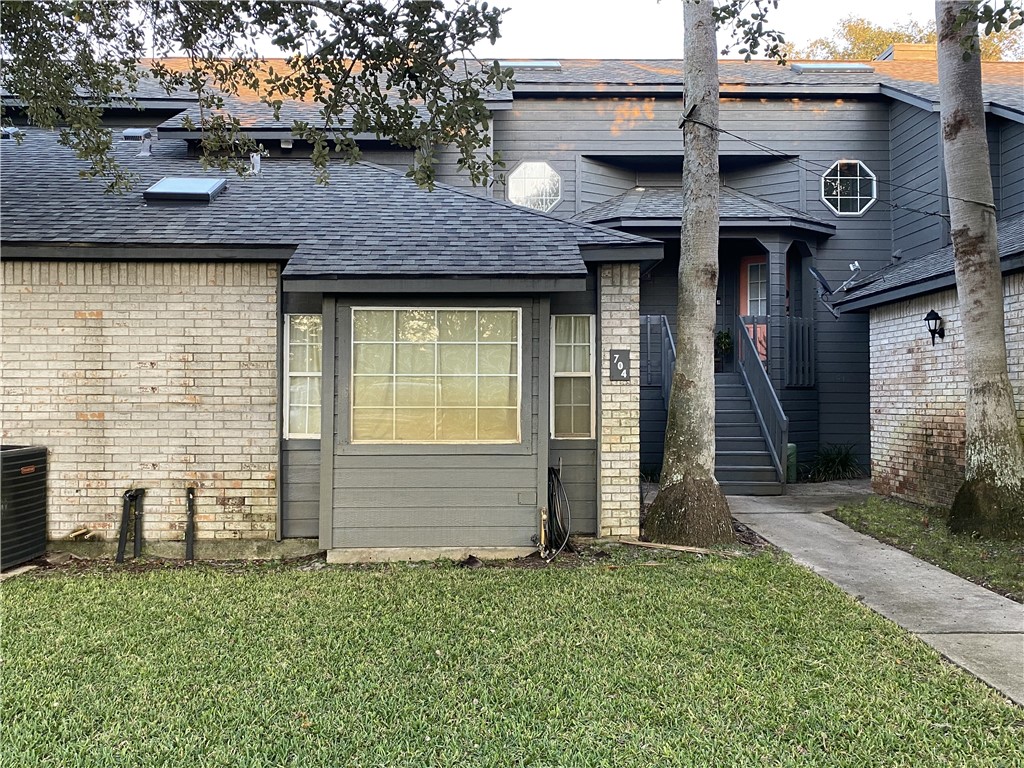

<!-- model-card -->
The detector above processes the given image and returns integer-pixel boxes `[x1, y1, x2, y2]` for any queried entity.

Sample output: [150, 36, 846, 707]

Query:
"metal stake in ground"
[185, 487, 196, 561]
[116, 489, 134, 564]
[132, 489, 145, 559]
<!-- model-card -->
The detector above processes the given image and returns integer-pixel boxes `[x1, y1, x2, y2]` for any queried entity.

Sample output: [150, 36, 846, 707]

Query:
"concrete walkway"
[729, 480, 1024, 706]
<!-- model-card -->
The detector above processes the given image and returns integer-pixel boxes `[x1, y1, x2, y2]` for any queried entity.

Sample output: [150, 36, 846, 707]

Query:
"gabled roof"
[839, 214, 1024, 310]
[0, 130, 657, 283]
[573, 186, 836, 236]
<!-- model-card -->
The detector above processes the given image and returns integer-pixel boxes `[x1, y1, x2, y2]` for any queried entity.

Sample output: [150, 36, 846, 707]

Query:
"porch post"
[597, 262, 640, 537]
[767, 239, 787, 389]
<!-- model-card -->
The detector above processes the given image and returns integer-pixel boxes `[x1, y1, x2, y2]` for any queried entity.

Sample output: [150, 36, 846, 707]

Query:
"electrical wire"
[681, 114, 995, 220]
[545, 467, 572, 562]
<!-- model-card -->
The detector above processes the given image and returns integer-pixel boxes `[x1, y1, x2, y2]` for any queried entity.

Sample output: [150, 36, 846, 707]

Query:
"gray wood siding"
[549, 274, 599, 533]
[579, 158, 636, 213]
[281, 292, 323, 539]
[1000, 120, 1024, 218]
[330, 298, 546, 549]
[281, 447, 320, 537]
[890, 103, 945, 259]
[723, 160, 802, 209]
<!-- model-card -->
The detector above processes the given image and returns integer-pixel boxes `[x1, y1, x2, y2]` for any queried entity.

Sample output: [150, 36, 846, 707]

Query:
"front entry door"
[738, 255, 768, 361]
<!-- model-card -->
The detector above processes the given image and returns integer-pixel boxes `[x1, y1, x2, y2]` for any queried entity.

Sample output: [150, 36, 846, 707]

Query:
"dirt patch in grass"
[20, 526, 774, 580]
[829, 497, 1024, 603]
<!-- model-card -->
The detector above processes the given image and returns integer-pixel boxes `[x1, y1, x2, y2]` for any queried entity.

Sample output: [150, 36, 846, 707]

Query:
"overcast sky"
[471, 0, 934, 59]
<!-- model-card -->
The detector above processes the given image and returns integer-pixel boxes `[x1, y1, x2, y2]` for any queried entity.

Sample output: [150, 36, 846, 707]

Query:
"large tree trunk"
[936, 0, 1024, 540]
[645, 0, 733, 546]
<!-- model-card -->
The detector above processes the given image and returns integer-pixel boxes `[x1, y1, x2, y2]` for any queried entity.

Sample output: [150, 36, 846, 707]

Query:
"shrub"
[804, 443, 864, 482]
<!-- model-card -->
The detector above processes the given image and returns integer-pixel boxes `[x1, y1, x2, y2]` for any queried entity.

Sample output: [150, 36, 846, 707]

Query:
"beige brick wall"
[869, 272, 1024, 507]
[598, 262, 640, 537]
[1, 261, 280, 542]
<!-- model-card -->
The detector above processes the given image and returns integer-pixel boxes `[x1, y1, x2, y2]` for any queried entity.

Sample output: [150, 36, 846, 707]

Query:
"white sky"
[471, 0, 934, 59]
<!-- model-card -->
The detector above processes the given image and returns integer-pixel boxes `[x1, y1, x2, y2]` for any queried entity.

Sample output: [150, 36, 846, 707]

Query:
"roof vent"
[143, 177, 227, 203]
[1, 126, 24, 140]
[497, 60, 561, 71]
[122, 128, 153, 142]
[790, 63, 875, 74]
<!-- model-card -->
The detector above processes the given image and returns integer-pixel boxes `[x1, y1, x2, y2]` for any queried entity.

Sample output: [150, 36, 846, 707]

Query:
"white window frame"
[550, 314, 596, 440]
[821, 159, 877, 217]
[747, 262, 767, 316]
[507, 160, 562, 212]
[350, 307, 523, 445]
[283, 314, 323, 440]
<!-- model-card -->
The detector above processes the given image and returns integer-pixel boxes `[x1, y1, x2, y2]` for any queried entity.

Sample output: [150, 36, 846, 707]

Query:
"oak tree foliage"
[0, 0, 511, 191]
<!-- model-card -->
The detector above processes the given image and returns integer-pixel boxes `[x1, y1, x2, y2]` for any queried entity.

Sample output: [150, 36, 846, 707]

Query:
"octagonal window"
[507, 161, 561, 212]
[821, 160, 877, 216]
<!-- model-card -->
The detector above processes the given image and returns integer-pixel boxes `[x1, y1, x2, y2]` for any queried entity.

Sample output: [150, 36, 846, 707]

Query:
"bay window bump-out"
[284, 314, 323, 439]
[351, 308, 521, 444]
[551, 314, 595, 439]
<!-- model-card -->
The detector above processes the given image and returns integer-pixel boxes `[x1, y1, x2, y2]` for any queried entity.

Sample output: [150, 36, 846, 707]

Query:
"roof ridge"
[355, 158, 655, 245]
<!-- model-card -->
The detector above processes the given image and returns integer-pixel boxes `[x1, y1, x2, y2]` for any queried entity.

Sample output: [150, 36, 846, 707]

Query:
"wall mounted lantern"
[925, 310, 945, 345]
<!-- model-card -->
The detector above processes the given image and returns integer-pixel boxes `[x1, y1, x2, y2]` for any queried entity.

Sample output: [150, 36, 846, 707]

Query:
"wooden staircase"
[715, 372, 784, 495]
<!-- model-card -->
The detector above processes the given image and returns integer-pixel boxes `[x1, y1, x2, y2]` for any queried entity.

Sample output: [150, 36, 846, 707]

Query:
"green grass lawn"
[2, 550, 1022, 767]
[830, 497, 1024, 603]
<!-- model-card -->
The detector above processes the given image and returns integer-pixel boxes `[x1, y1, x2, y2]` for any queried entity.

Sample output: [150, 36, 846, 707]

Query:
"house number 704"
[609, 349, 630, 381]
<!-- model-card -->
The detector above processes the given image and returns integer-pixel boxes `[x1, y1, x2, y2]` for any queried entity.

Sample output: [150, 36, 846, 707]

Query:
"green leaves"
[1, 1, 510, 191]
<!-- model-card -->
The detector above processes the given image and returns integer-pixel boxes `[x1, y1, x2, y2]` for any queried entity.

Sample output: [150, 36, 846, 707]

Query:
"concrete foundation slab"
[326, 546, 537, 564]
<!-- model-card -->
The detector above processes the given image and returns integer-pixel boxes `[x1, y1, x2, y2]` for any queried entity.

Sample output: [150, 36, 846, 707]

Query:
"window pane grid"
[286, 315, 323, 438]
[352, 309, 520, 443]
[821, 160, 876, 216]
[552, 315, 594, 439]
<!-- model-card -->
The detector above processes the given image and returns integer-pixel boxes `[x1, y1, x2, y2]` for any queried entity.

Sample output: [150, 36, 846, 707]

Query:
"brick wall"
[869, 272, 1024, 506]
[1, 261, 280, 542]
[598, 262, 640, 537]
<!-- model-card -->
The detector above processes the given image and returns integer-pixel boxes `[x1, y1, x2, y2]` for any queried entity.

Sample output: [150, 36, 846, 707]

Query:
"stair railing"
[735, 315, 788, 482]
[659, 315, 676, 408]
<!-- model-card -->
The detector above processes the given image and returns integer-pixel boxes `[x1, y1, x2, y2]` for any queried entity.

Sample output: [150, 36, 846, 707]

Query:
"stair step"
[716, 451, 774, 468]
[715, 465, 780, 484]
[715, 395, 752, 406]
[714, 385, 747, 398]
[720, 480, 784, 496]
[716, 410, 757, 425]
[716, 424, 763, 438]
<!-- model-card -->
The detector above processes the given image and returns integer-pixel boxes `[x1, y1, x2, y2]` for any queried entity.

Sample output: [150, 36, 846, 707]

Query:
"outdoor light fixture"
[925, 310, 945, 345]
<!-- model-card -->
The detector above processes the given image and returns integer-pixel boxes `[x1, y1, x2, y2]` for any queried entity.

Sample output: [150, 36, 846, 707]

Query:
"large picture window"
[351, 308, 521, 443]
[551, 315, 594, 439]
[285, 314, 323, 439]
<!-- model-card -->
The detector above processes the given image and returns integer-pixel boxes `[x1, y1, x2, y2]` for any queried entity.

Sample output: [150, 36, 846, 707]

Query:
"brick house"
[1, 131, 657, 559]
[838, 215, 1024, 507]
[2, 48, 1023, 559]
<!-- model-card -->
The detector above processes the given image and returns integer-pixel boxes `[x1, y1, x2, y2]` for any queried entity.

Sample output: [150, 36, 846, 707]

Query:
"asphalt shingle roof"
[840, 214, 1024, 306]
[0, 130, 652, 280]
[574, 186, 834, 232]
[496, 58, 1024, 114]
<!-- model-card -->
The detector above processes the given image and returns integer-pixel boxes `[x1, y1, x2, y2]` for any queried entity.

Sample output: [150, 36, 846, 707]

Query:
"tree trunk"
[645, 0, 733, 546]
[936, 0, 1024, 539]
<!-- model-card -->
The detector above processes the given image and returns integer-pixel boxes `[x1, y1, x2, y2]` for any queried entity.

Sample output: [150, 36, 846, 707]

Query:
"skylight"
[790, 63, 875, 74]
[143, 177, 227, 203]
[1, 126, 24, 140]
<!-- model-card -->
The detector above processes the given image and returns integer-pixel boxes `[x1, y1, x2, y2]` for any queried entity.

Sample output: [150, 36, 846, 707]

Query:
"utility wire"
[682, 115, 995, 218]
